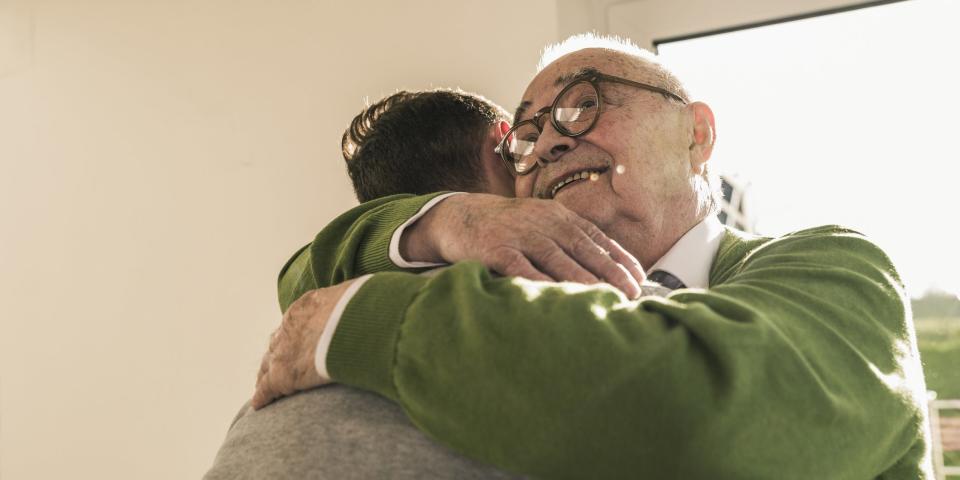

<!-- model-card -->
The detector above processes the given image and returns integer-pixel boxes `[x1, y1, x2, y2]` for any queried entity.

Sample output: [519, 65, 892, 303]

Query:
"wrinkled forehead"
[514, 49, 645, 123]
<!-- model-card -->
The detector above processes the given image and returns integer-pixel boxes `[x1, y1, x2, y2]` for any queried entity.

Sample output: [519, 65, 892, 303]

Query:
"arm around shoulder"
[277, 192, 452, 312]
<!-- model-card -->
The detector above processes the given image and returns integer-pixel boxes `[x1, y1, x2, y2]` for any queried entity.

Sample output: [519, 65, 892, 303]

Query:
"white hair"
[538, 33, 655, 70]
[538, 33, 691, 102]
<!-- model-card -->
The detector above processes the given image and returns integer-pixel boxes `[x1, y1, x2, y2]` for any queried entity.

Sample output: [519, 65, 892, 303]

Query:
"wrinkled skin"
[514, 48, 716, 269]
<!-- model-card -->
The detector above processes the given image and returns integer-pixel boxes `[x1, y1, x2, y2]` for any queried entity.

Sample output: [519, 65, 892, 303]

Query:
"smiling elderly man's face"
[514, 48, 713, 253]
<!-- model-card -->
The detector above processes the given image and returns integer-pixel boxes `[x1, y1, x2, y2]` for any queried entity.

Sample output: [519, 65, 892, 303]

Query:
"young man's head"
[342, 89, 514, 202]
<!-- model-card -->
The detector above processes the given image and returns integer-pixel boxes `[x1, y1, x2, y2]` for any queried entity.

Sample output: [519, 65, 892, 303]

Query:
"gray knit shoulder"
[204, 385, 524, 480]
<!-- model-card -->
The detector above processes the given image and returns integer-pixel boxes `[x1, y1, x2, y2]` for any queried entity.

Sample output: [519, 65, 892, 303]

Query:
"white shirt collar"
[647, 215, 725, 289]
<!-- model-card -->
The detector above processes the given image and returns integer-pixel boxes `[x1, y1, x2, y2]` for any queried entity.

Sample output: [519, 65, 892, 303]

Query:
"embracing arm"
[277, 193, 451, 312]
[277, 192, 647, 312]
[326, 226, 931, 479]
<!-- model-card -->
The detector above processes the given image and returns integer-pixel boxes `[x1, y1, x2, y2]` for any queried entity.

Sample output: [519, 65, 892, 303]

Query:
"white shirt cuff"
[314, 274, 374, 380]
[387, 192, 465, 268]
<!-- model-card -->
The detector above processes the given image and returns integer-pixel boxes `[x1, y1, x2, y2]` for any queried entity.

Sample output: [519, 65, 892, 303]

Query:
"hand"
[401, 194, 645, 298]
[252, 280, 356, 410]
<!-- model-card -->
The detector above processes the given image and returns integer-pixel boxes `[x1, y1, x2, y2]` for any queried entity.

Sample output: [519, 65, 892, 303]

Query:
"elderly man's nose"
[534, 123, 577, 164]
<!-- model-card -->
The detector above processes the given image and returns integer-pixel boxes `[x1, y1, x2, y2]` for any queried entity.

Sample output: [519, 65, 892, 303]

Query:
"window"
[658, 0, 960, 472]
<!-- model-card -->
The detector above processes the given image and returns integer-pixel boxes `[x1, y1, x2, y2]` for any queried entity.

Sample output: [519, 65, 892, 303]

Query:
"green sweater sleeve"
[327, 225, 932, 479]
[276, 192, 450, 312]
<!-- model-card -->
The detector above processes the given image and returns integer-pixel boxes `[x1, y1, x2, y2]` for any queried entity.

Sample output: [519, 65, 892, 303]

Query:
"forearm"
[327, 229, 928, 478]
[277, 192, 450, 312]
[279, 192, 652, 312]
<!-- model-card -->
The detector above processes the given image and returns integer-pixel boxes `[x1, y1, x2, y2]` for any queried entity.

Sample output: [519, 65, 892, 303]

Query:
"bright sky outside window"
[658, 0, 960, 298]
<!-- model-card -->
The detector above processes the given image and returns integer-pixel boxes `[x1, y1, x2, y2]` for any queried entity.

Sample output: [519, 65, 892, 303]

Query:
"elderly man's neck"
[608, 211, 707, 270]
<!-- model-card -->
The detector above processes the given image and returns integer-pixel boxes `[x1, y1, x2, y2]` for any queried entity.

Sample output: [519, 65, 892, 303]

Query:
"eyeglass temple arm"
[599, 74, 687, 104]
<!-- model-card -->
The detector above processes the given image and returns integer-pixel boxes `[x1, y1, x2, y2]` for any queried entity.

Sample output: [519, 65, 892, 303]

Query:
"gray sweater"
[204, 385, 522, 479]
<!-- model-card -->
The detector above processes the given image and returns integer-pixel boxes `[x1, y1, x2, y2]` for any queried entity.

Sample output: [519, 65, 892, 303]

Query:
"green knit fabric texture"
[326, 225, 931, 479]
[276, 192, 445, 312]
[276, 196, 931, 479]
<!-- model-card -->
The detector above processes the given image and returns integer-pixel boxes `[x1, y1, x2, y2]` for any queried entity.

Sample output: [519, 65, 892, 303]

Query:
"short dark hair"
[342, 89, 510, 202]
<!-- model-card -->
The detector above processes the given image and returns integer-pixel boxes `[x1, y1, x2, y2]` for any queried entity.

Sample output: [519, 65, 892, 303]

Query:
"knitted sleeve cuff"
[351, 192, 452, 274]
[326, 271, 430, 401]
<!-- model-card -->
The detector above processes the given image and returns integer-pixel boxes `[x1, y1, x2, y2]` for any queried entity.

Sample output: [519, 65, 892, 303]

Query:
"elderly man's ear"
[687, 102, 716, 175]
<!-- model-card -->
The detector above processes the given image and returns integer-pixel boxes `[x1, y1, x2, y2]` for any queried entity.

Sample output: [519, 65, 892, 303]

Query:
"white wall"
[0, 1, 556, 478]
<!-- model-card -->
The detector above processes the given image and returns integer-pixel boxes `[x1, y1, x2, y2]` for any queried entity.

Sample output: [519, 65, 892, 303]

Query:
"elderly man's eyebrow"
[514, 67, 600, 123]
[554, 67, 599, 87]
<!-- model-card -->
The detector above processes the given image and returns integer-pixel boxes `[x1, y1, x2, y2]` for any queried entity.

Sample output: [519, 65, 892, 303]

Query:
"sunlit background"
[657, 2, 960, 471]
[659, 0, 960, 298]
[1, 1, 958, 478]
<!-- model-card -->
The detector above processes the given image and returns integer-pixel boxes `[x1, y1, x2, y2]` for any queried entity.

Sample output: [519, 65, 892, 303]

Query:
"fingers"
[252, 365, 274, 410]
[604, 237, 647, 285]
[253, 347, 281, 410]
[523, 237, 600, 285]
[542, 218, 641, 298]
[253, 325, 293, 410]
[581, 231, 646, 299]
[488, 248, 555, 282]
[256, 349, 269, 385]
[569, 231, 641, 298]
[252, 289, 341, 410]
[458, 198, 645, 297]
[252, 381, 270, 410]
[253, 356, 296, 410]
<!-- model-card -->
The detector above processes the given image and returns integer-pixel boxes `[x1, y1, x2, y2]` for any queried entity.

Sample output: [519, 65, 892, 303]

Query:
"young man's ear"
[688, 102, 716, 175]
[497, 120, 510, 141]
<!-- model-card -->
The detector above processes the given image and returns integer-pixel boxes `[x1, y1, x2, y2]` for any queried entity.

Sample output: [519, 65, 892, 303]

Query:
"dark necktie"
[648, 270, 687, 290]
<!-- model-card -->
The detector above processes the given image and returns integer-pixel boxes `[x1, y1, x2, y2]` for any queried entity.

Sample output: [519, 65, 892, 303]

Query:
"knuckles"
[569, 234, 605, 259]
[491, 248, 528, 276]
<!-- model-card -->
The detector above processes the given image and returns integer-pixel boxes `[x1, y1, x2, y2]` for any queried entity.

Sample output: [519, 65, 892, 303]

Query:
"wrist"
[327, 272, 431, 401]
[313, 276, 372, 381]
[399, 195, 463, 263]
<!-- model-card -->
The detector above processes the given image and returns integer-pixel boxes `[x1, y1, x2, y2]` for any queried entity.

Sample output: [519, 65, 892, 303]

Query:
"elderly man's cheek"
[515, 174, 537, 198]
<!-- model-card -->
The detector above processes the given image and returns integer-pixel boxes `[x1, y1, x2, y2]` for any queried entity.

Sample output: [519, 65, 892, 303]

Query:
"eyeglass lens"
[503, 80, 599, 174]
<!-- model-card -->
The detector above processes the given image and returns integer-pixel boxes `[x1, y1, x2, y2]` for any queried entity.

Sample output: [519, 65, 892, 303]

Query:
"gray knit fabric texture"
[204, 384, 523, 479]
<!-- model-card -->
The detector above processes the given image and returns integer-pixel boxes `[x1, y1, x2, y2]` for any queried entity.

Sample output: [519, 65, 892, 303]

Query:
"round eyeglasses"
[495, 72, 687, 176]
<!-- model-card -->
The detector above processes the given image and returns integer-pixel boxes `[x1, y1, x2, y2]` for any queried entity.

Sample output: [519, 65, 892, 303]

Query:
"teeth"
[550, 170, 602, 198]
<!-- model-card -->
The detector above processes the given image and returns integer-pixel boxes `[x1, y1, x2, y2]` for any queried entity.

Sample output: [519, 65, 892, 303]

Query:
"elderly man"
[255, 35, 932, 478]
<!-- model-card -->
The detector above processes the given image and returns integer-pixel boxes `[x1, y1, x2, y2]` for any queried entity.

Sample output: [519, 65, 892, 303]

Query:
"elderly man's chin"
[552, 180, 619, 229]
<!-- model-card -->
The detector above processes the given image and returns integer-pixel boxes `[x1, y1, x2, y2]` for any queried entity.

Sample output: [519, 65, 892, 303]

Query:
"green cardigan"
[278, 193, 932, 479]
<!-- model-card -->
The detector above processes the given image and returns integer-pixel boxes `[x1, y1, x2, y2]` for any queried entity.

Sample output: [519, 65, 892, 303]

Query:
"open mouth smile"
[542, 167, 609, 199]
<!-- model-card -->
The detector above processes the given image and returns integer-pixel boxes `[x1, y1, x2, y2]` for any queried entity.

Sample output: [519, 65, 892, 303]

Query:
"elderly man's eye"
[577, 98, 597, 109]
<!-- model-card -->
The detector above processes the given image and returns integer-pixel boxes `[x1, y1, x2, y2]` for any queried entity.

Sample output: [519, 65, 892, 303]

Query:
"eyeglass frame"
[495, 71, 688, 176]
